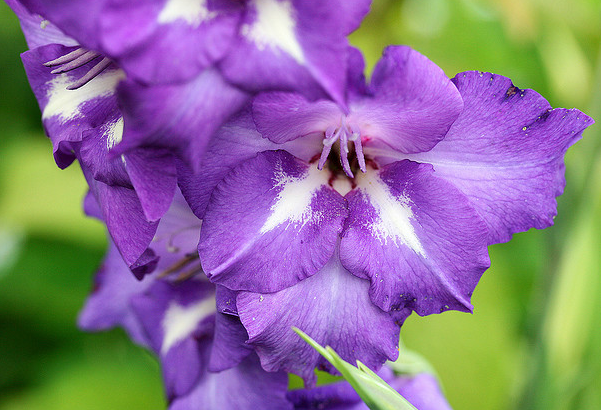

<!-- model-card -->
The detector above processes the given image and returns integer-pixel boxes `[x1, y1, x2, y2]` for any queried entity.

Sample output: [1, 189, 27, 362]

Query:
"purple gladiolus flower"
[8, 0, 251, 173]
[24, 0, 372, 172]
[8, 0, 373, 184]
[178, 45, 592, 382]
[80, 193, 292, 409]
[4, 0, 178, 273]
[6, 0, 595, 405]
[7, 0, 250, 272]
[193, 45, 593, 308]
[16, 0, 371, 105]
[4, 0, 374, 277]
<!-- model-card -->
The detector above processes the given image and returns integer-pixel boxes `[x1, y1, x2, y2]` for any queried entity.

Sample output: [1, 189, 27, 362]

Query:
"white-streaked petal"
[241, 0, 305, 64]
[199, 150, 346, 293]
[340, 160, 490, 316]
[260, 162, 329, 233]
[161, 294, 216, 355]
[106, 117, 124, 150]
[42, 69, 124, 121]
[355, 169, 426, 257]
[158, 0, 212, 26]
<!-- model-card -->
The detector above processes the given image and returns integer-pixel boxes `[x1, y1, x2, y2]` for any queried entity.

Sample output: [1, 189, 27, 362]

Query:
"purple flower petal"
[402, 71, 594, 244]
[216, 285, 239, 316]
[219, 0, 370, 105]
[346, 46, 369, 98]
[219, 32, 328, 102]
[99, 0, 242, 84]
[5, 0, 78, 48]
[124, 148, 177, 222]
[113, 69, 249, 172]
[170, 353, 292, 410]
[351, 46, 463, 155]
[79, 116, 130, 187]
[176, 109, 279, 218]
[288, 380, 365, 410]
[199, 150, 347, 293]
[83, 166, 160, 277]
[178, 107, 320, 218]
[83, 189, 102, 220]
[131, 279, 216, 400]
[390, 374, 452, 410]
[252, 92, 341, 144]
[340, 160, 490, 316]
[237, 248, 405, 386]
[151, 192, 202, 257]
[208, 312, 253, 372]
[77, 241, 154, 347]
[79, 192, 203, 341]
[81, 155, 197, 279]
[20, 41, 177, 221]
[18, 0, 105, 49]
[21, 44, 123, 168]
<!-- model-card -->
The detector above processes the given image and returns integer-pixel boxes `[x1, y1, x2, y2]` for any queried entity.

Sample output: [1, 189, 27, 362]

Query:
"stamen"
[175, 265, 204, 282]
[318, 125, 339, 170]
[49, 50, 100, 74]
[44, 48, 89, 67]
[317, 119, 367, 179]
[158, 253, 199, 278]
[67, 58, 112, 90]
[338, 124, 354, 178]
[349, 124, 366, 173]
[44, 47, 113, 90]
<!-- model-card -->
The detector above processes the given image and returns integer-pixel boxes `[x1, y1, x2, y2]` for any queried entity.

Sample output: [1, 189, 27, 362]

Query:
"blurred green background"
[1, 0, 600, 409]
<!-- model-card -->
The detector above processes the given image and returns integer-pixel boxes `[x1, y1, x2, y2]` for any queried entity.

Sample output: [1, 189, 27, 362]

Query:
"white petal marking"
[260, 163, 328, 233]
[357, 171, 427, 257]
[42, 70, 124, 121]
[161, 294, 216, 355]
[241, 0, 305, 64]
[158, 0, 212, 26]
[105, 117, 124, 151]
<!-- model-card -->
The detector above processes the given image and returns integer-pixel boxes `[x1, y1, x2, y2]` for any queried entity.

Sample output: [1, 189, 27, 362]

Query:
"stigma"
[317, 117, 366, 178]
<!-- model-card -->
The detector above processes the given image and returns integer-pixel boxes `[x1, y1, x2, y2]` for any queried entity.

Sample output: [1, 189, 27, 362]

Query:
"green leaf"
[293, 327, 417, 410]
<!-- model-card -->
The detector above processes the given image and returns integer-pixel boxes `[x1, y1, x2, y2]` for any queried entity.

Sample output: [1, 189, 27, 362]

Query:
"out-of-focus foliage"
[0, 0, 600, 409]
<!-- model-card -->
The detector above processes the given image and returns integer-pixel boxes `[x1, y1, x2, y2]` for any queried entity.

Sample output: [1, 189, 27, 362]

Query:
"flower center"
[44, 47, 112, 90]
[317, 117, 366, 178]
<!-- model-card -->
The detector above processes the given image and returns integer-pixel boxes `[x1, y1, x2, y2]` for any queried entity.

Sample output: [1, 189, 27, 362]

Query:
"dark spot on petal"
[539, 110, 551, 121]
[505, 85, 519, 99]
[525, 109, 552, 129]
